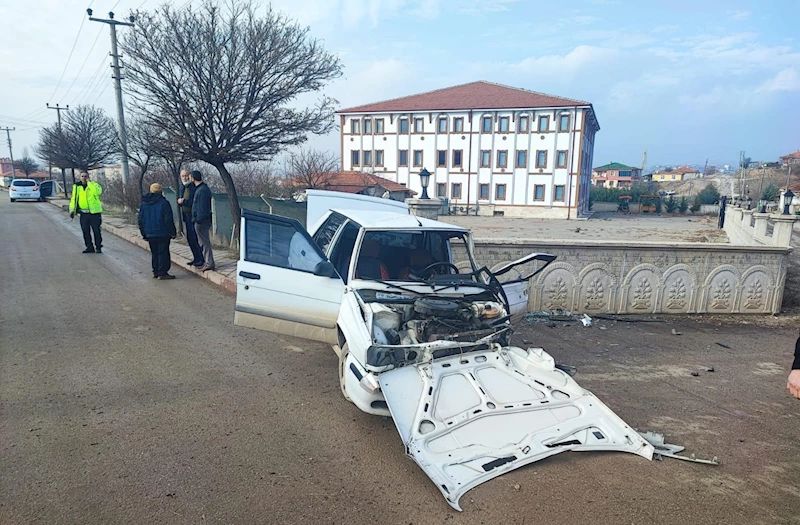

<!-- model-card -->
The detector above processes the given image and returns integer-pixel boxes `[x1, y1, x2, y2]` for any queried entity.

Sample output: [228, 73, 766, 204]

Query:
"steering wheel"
[422, 262, 460, 277]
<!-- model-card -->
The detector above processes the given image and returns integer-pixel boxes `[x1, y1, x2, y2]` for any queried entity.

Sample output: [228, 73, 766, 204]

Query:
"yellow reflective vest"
[69, 181, 104, 214]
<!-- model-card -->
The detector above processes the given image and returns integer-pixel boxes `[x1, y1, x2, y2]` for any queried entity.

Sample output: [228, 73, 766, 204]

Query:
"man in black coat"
[138, 183, 177, 280]
[177, 169, 204, 267]
[191, 170, 215, 271]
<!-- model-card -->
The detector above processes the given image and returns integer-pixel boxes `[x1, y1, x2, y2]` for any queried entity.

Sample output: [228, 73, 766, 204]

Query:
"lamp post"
[783, 189, 794, 215]
[746, 196, 752, 210]
[419, 167, 431, 199]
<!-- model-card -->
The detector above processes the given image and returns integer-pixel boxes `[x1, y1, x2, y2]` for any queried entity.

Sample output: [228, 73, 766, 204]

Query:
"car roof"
[331, 209, 468, 231]
[12, 179, 36, 182]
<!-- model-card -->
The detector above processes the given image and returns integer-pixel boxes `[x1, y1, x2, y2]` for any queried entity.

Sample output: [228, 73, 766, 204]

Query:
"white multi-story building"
[337, 81, 599, 218]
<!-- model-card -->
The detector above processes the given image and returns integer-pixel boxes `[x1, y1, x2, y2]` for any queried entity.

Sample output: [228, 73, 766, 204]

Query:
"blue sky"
[2, 0, 799, 169]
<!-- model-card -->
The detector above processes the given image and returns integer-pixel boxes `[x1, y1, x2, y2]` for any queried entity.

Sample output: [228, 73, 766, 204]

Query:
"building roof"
[593, 162, 638, 171]
[653, 165, 700, 175]
[780, 150, 800, 160]
[307, 171, 416, 195]
[338, 81, 590, 114]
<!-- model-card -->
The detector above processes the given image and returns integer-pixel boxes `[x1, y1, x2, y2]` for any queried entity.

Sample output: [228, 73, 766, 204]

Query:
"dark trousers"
[195, 221, 215, 269]
[183, 213, 204, 264]
[148, 237, 172, 276]
[79, 213, 102, 250]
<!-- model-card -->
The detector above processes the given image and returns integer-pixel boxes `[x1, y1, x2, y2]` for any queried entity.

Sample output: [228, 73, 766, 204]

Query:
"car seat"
[356, 239, 389, 280]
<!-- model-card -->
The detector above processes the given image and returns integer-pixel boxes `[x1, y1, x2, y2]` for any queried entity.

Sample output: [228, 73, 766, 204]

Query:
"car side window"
[329, 222, 360, 283]
[312, 212, 347, 255]
[245, 215, 325, 274]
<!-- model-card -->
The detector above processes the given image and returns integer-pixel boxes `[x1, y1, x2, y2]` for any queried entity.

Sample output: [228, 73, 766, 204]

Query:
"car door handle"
[239, 271, 261, 280]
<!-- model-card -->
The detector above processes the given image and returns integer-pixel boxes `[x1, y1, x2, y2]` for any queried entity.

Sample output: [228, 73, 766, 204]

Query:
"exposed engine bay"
[360, 291, 512, 368]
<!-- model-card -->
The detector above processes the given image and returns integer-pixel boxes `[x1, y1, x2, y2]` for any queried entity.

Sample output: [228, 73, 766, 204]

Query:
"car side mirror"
[313, 260, 337, 278]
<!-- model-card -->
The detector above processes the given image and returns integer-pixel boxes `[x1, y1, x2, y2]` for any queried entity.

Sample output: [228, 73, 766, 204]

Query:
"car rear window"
[13, 180, 36, 187]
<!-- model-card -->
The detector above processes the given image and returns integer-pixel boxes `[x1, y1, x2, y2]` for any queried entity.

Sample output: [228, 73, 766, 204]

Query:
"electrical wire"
[91, 79, 113, 105]
[58, 27, 105, 103]
[68, 55, 109, 106]
[47, 14, 88, 104]
[0, 114, 51, 126]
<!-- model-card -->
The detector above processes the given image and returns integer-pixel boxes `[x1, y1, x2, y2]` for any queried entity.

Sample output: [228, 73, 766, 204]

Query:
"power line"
[47, 14, 88, 104]
[0, 114, 51, 126]
[58, 26, 105, 103]
[68, 55, 109, 106]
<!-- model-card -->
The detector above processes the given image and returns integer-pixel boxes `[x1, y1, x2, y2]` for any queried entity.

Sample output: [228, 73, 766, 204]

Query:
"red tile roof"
[781, 150, 800, 159]
[293, 171, 416, 195]
[338, 81, 590, 113]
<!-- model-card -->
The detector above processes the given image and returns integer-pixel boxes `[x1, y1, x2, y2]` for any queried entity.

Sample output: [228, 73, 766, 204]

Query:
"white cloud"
[511, 45, 618, 76]
[758, 68, 800, 92]
[729, 10, 751, 20]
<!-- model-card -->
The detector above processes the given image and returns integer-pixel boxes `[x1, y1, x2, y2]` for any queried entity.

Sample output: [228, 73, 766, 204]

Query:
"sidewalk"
[47, 196, 238, 292]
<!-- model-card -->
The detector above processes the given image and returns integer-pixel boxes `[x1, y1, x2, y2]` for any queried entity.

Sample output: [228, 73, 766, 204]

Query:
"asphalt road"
[1, 197, 799, 525]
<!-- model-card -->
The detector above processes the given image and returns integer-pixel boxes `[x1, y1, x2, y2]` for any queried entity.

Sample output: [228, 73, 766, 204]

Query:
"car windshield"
[355, 230, 470, 282]
[13, 180, 35, 187]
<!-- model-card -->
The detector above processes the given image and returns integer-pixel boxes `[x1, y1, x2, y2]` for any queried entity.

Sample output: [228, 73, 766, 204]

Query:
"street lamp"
[419, 168, 431, 199]
[783, 189, 794, 215]
[746, 196, 752, 210]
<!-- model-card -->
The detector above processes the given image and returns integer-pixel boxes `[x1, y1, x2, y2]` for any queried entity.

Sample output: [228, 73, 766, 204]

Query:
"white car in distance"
[234, 190, 654, 510]
[9, 179, 41, 202]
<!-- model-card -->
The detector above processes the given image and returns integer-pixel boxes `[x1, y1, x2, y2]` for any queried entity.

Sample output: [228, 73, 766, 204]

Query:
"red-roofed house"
[337, 81, 599, 219]
[780, 150, 800, 167]
[291, 171, 416, 202]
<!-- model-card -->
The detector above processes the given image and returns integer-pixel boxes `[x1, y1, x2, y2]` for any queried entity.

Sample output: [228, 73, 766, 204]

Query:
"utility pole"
[1, 127, 15, 171]
[47, 103, 70, 197]
[88, 8, 134, 208]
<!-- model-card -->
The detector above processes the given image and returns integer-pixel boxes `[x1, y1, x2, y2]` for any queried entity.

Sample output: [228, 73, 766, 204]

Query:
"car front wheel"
[338, 342, 352, 402]
[10, 198, 15, 202]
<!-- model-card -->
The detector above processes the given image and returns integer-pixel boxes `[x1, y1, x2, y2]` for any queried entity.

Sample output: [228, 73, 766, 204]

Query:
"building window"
[363, 118, 372, 134]
[453, 117, 464, 132]
[413, 150, 423, 167]
[451, 183, 462, 199]
[437, 183, 446, 198]
[480, 150, 491, 168]
[363, 150, 372, 166]
[351, 150, 360, 166]
[499, 116, 509, 133]
[556, 150, 567, 168]
[534, 184, 545, 201]
[554, 185, 565, 201]
[414, 118, 423, 133]
[671, 174, 676, 180]
[518, 116, 529, 133]
[538, 115, 549, 132]
[351, 119, 360, 134]
[495, 184, 507, 201]
[482, 116, 492, 133]
[375, 118, 384, 134]
[399, 118, 409, 133]
[559, 114, 570, 132]
[479, 183, 489, 200]
[516, 150, 527, 168]
[452, 150, 463, 167]
[399, 150, 408, 166]
[497, 150, 508, 168]
[437, 150, 446, 168]
[536, 150, 547, 168]
[438, 118, 447, 133]
[375, 150, 384, 167]
[619, 170, 632, 178]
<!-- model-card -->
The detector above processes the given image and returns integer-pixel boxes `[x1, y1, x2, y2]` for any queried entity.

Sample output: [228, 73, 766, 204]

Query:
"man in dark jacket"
[138, 183, 177, 280]
[177, 169, 204, 267]
[191, 171, 215, 271]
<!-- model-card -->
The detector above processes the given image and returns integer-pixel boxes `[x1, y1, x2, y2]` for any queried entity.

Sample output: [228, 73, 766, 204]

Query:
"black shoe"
[152, 274, 159, 279]
[192, 261, 205, 267]
[82, 248, 95, 254]
[158, 274, 176, 280]
[95, 247, 102, 254]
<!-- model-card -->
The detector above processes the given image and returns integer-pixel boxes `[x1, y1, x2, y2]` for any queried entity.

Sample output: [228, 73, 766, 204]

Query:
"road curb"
[46, 198, 237, 293]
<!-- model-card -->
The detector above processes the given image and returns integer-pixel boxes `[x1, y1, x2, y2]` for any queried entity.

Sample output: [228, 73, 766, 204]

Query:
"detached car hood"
[379, 346, 654, 510]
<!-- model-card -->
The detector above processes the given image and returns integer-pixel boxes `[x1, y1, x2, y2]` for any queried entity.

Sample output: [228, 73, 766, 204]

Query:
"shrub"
[665, 195, 678, 213]
[698, 183, 720, 204]
[690, 195, 702, 213]
[678, 196, 689, 214]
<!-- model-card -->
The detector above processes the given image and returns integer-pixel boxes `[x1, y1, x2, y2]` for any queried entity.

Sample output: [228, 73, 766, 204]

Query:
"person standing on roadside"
[176, 169, 204, 267]
[191, 170, 215, 271]
[138, 183, 177, 280]
[69, 170, 104, 254]
[787, 331, 800, 399]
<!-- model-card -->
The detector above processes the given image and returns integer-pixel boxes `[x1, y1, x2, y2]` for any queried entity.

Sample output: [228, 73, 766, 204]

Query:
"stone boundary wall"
[452, 239, 792, 315]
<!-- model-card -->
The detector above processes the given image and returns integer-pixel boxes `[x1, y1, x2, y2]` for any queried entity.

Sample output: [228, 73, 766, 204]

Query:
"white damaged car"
[234, 190, 654, 510]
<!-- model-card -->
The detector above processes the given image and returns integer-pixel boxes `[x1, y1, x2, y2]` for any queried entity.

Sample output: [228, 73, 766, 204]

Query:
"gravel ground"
[1, 197, 798, 525]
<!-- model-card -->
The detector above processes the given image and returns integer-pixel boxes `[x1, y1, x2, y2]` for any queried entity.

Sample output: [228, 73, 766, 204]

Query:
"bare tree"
[121, 0, 343, 227]
[36, 105, 118, 173]
[13, 157, 40, 176]
[127, 117, 163, 199]
[284, 149, 340, 191]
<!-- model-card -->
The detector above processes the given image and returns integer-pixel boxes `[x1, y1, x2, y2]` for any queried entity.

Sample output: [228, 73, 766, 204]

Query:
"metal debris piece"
[671, 328, 682, 335]
[715, 342, 732, 349]
[555, 363, 578, 376]
[593, 315, 667, 323]
[638, 431, 719, 466]
[691, 371, 700, 376]
[581, 314, 592, 327]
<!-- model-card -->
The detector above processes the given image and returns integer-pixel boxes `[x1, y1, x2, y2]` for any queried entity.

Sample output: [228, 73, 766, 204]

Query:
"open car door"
[379, 346, 653, 510]
[234, 209, 344, 345]
[492, 253, 556, 316]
